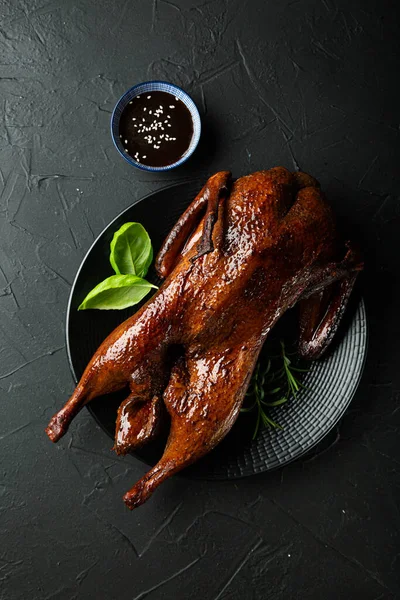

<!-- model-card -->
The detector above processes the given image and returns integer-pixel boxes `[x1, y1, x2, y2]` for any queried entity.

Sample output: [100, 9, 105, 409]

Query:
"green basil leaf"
[78, 275, 157, 310]
[110, 222, 153, 278]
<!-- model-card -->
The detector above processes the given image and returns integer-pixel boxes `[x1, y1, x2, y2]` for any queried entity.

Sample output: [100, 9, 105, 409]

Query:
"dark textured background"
[0, 0, 399, 598]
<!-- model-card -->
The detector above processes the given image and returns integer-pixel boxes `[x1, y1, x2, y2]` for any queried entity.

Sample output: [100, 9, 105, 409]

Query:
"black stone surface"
[0, 0, 398, 598]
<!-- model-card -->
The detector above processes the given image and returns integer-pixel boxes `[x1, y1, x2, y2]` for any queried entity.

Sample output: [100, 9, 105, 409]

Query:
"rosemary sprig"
[241, 339, 309, 439]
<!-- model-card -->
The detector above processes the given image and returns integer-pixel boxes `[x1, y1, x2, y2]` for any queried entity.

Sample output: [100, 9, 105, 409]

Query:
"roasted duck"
[46, 167, 363, 508]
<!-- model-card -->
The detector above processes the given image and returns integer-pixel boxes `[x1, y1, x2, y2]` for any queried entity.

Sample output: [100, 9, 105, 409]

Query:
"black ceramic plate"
[66, 181, 368, 480]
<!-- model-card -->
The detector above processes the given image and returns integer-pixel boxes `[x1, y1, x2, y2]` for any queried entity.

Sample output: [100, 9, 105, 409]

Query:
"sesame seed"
[125, 149, 128, 152]
[175, 96, 179, 101]
[124, 139, 128, 143]
[143, 107, 147, 111]
[168, 123, 171, 127]
[149, 110, 152, 114]
[142, 118, 145, 122]
[132, 117, 136, 120]
[129, 101, 132, 104]
[169, 105, 175, 109]
[142, 155, 147, 159]
[136, 95, 141, 98]
[147, 95, 151, 99]
[119, 134, 122, 138]
[164, 120, 168, 123]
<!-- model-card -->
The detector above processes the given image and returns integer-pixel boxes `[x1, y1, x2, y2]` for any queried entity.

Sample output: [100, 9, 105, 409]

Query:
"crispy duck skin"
[46, 167, 363, 509]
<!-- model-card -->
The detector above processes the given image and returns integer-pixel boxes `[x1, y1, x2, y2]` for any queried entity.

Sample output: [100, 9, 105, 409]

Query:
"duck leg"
[45, 367, 127, 443]
[45, 286, 179, 443]
[123, 340, 261, 509]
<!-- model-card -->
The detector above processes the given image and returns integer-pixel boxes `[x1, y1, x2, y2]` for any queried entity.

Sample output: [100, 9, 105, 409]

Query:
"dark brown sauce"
[118, 91, 194, 167]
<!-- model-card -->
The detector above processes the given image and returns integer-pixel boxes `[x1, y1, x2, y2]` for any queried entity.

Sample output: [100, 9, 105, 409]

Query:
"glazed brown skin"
[46, 167, 363, 509]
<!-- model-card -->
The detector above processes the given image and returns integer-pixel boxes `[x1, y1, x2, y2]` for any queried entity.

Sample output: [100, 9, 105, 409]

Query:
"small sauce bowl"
[111, 81, 201, 172]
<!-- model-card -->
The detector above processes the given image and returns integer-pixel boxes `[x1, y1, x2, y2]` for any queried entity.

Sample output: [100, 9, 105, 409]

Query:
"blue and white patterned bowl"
[111, 81, 201, 171]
